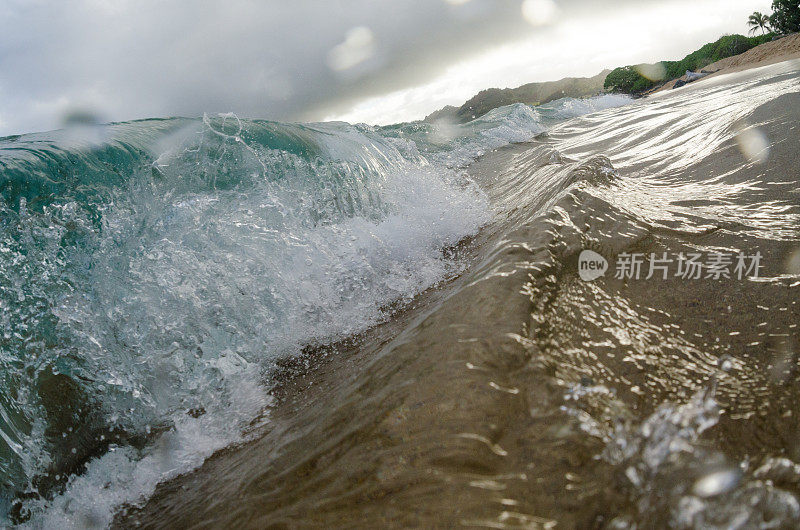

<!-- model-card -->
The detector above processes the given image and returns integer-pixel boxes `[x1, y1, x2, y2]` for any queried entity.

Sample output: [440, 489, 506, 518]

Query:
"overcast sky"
[0, 0, 771, 136]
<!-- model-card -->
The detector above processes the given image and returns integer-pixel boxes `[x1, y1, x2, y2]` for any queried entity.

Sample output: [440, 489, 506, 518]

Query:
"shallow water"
[4, 62, 800, 528]
[0, 94, 628, 526]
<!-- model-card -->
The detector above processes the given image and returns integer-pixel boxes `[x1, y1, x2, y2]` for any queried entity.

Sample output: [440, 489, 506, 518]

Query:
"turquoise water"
[0, 95, 631, 525]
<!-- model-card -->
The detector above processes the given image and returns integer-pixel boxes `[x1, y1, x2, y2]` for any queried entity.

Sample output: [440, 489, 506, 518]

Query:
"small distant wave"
[379, 94, 633, 168]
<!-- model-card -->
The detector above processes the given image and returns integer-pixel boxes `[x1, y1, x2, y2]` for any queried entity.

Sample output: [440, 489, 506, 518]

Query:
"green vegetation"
[603, 66, 657, 94]
[769, 0, 800, 34]
[604, 33, 775, 94]
[748, 12, 771, 35]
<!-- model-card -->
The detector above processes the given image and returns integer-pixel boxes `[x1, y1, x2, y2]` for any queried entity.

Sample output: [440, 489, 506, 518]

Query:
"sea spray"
[0, 94, 632, 526]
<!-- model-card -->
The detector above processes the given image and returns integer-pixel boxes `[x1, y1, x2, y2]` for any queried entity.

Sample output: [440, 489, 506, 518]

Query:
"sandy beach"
[655, 33, 800, 92]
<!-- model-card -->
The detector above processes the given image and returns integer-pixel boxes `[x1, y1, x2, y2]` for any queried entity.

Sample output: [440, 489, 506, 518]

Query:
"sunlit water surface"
[2, 61, 800, 528]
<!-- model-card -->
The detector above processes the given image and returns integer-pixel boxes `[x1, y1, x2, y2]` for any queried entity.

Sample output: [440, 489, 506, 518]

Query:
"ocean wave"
[0, 95, 633, 526]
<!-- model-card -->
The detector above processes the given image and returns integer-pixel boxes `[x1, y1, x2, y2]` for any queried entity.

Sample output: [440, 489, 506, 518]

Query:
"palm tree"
[748, 11, 771, 35]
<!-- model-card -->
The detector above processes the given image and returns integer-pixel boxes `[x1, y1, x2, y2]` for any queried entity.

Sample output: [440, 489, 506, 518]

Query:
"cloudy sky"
[0, 0, 771, 136]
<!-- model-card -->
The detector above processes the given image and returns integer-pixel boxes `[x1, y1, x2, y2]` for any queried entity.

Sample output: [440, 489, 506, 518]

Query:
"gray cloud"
[0, 0, 696, 135]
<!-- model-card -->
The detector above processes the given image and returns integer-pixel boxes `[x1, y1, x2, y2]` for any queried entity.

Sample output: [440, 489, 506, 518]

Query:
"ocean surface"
[2, 61, 800, 528]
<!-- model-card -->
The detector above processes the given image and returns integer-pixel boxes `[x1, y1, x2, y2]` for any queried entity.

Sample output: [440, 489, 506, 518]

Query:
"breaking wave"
[0, 95, 631, 526]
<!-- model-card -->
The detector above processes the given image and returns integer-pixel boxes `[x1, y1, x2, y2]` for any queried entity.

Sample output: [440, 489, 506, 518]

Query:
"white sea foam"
[14, 114, 491, 527]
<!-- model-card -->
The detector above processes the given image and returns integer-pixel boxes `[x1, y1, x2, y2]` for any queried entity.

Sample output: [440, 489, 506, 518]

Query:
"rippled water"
[0, 94, 632, 526]
[115, 61, 800, 529]
[4, 61, 800, 528]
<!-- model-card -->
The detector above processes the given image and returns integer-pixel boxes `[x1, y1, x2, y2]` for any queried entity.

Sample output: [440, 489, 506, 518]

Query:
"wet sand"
[116, 63, 800, 528]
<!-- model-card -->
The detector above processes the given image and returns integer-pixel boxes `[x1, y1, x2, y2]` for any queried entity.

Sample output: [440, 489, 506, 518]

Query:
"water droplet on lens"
[521, 0, 559, 26]
[734, 125, 769, 164]
[718, 355, 733, 372]
[786, 248, 800, 275]
[692, 467, 741, 497]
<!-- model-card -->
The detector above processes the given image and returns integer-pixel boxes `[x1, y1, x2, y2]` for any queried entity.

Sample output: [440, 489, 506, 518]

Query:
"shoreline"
[652, 32, 800, 93]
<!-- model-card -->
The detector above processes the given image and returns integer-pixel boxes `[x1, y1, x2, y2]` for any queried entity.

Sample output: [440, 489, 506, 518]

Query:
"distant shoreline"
[652, 32, 800, 93]
[423, 70, 609, 124]
[426, 33, 800, 124]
